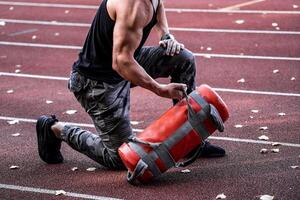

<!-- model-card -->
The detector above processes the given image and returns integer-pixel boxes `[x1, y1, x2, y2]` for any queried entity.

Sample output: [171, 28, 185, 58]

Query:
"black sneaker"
[36, 115, 63, 164]
[199, 141, 226, 158]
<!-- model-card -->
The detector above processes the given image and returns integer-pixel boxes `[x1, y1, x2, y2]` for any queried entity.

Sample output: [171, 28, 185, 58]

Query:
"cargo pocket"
[68, 71, 86, 93]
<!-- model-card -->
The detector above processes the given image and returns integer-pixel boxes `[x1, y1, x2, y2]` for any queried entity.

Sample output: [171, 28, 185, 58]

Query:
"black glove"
[159, 33, 185, 56]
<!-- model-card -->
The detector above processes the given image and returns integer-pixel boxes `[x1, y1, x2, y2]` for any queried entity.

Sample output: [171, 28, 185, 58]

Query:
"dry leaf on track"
[55, 190, 67, 196]
[86, 167, 96, 172]
[216, 193, 226, 199]
[259, 195, 274, 200]
[271, 148, 279, 153]
[234, 124, 243, 128]
[258, 135, 269, 140]
[251, 109, 259, 113]
[0, 21, 6, 26]
[235, 19, 245, 24]
[46, 100, 53, 104]
[290, 166, 299, 169]
[6, 89, 14, 94]
[237, 78, 245, 83]
[272, 69, 279, 74]
[65, 110, 77, 115]
[180, 169, 191, 173]
[11, 133, 21, 137]
[260, 149, 268, 154]
[71, 167, 78, 171]
[7, 120, 19, 125]
[259, 126, 268, 131]
[277, 112, 286, 116]
[10, 165, 19, 169]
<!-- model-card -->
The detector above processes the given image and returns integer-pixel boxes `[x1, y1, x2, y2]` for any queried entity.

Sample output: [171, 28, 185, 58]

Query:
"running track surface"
[0, 0, 299, 199]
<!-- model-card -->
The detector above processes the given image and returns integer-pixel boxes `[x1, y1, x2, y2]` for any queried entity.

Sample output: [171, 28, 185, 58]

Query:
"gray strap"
[152, 144, 176, 169]
[128, 142, 161, 177]
[184, 91, 211, 140]
[127, 159, 148, 184]
[210, 104, 224, 132]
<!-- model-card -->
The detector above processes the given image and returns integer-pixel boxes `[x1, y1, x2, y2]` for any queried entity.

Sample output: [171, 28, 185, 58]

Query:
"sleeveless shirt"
[72, 0, 159, 83]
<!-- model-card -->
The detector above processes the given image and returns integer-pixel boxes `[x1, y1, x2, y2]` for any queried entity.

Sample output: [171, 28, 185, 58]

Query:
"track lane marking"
[0, 1, 300, 14]
[1, 72, 299, 97]
[0, 184, 121, 200]
[220, 0, 266, 11]
[1, 41, 300, 61]
[2, 18, 300, 35]
[1, 116, 299, 147]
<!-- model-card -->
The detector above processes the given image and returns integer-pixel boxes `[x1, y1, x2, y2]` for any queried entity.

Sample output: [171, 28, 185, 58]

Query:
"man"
[36, 0, 225, 169]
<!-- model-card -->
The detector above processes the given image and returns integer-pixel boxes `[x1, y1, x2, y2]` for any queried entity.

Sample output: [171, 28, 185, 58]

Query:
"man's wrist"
[160, 33, 175, 41]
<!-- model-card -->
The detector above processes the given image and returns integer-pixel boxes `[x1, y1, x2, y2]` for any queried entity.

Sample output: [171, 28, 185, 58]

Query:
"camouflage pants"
[62, 46, 196, 169]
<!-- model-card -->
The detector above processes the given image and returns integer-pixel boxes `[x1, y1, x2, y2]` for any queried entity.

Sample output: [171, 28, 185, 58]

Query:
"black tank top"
[73, 0, 159, 83]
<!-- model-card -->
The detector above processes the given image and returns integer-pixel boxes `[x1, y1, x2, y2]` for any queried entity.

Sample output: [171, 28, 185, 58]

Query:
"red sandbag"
[118, 84, 229, 184]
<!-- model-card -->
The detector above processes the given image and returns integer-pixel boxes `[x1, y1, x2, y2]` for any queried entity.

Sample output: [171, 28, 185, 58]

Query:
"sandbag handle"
[128, 135, 161, 149]
[176, 141, 205, 167]
[127, 159, 148, 184]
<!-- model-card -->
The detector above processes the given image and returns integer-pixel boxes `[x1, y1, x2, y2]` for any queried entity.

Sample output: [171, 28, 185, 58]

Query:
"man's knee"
[177, 48, 196, 66]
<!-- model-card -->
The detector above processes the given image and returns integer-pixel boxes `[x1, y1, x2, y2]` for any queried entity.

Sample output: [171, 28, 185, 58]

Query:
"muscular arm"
[112, 0, 186, 99]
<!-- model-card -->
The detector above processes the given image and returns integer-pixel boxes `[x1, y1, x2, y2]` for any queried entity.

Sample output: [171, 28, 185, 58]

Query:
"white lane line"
[0, 1, 300, 14]
[220, 0, 266, 11]
[0, 183, 121, 200]
[1, 41, 300, 61]
[194, 53, 300, 61]
[0, 116, 144, 133]
[8, 28, 38, 37]
[1, 116, 300, 148]
[1, 72, 300, 97]
[2, 18, 300, 35]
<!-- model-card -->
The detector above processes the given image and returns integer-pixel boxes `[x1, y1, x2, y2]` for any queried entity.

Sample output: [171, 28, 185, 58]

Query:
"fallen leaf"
[234, 124, 243, 128]
[180, 169, 191, 173]
[0, 21, 5, 26]
[290, 77, 296, 81]
[275, 27, 280, 30]
[258, 135, 269, 140]
[271, 23, 278, 27]
[15, 69, 21, 73]
[15, 64, 22, 68]
[6, 89, 14, 94]
[46, 100, 53, 104]
[251, 109, 259, 113]
[216, 193, 226, 199]
[9, 6, 14, 11]
[130, 121, 141, 125]
[7, 119, 19, 125]
[71, 167, 78, 171]
[271, 142, 281, 146]
[278, 112, 286, 116]
[86, 167, 96, 171]
[291, 165, 299, 169]
[260, 149, 268, 154]
[65, 110, 77, 115]
[273, 69, 279, 74]
[64, 10, 70, 14]
[206, 47, 212, 51]
[237, 78, 245, 83]
[235, 19, 245, 24]
[10, 165, 19, 169]
[293, 5, 299, 9]
[32, 35, 37, 40]
[249, 116, 254, 119]
[54, 32, 60, 36]
[55, 190, 67, 196]
[259, 126, 268, 131]
[271, 148, 279, 153]
[11, 133, 21, 137]
[260, 194, 274, 200]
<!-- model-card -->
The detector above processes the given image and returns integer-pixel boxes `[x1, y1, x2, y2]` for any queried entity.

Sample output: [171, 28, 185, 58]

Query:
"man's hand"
[156, 83, 187, 100]
[159, 34, 184, 56]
